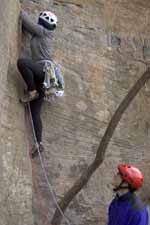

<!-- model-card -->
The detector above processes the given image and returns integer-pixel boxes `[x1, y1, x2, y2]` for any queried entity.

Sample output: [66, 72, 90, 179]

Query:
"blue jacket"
[108, 192, 148, 225]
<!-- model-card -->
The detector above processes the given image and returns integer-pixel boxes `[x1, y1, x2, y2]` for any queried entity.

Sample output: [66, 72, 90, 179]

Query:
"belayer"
[17, 9, 64, 157]
[108, 164, 148, 225]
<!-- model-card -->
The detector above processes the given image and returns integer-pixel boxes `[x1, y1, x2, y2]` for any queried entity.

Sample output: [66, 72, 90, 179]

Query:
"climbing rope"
[24, 105, 50, 222]
[26, 103, 72, 225]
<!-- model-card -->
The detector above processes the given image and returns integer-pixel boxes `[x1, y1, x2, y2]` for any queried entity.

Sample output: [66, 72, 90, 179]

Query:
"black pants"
[17, 58, 45, 143]
[17, 58, 45, 91]
[30, 96, 43, 143]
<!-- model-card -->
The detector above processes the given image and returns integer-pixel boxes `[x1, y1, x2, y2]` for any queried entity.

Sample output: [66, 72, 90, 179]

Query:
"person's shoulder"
[129, 209, 148, 225]
[129, 193, 146, 212]
[42, 28, 54, 38]
[108, 196, 117, 209]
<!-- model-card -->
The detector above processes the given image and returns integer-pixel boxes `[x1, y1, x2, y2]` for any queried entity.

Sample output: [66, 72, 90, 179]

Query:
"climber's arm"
[20, 10, 44, 36]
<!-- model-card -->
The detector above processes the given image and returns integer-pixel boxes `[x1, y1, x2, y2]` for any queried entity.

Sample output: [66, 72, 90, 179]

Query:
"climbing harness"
[44, 89, 64, 103]
[38, 59, 64, 90]
[26, 103, 71, 225]
[43, 60, 58, 89]
[41, 60, 64, 102]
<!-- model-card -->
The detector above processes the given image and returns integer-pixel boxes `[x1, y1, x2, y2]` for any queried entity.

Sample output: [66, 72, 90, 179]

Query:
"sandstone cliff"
[0, 1, 150, 225]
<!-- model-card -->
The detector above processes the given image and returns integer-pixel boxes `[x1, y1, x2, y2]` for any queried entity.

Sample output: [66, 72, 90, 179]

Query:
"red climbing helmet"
[118, 164, 144, 190]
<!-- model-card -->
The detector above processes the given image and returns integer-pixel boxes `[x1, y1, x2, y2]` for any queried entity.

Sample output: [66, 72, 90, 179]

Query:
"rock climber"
[17, 10, 64, 157]
[108, 164, 148, 225]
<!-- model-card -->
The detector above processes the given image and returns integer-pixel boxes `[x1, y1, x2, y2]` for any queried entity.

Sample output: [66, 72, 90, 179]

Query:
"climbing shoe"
[31, 142, 44, 158]
[20, 91, 39, 103]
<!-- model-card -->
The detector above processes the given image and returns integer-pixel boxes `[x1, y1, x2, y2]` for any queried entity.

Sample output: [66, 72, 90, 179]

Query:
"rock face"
[0, 1, 33, 225]
[1, 0, 150, 225]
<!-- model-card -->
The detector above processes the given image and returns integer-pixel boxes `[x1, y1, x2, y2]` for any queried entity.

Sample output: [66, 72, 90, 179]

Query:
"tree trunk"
[51, 67, 150, 225]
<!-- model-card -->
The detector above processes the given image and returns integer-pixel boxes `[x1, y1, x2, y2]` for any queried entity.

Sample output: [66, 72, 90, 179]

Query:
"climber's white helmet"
[39, 11, 58, 26]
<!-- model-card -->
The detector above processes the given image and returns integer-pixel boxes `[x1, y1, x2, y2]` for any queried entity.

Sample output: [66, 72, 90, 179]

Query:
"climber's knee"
[17, 58, 26, 71]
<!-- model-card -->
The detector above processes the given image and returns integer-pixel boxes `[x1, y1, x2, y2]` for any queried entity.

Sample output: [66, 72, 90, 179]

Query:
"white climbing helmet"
[39, 11, 58, 26]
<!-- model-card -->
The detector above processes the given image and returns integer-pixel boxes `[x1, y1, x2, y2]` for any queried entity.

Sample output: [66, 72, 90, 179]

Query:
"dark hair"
[128, 184, 137, 192]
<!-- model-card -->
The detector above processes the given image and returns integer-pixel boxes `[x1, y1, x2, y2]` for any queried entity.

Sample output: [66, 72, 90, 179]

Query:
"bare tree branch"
[51, 67, 150, 225]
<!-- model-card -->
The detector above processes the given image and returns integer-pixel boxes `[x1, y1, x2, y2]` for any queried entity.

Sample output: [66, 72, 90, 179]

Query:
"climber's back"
[20, 10, 57, 60]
